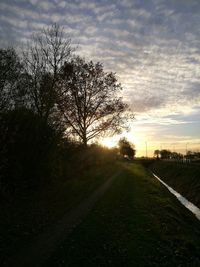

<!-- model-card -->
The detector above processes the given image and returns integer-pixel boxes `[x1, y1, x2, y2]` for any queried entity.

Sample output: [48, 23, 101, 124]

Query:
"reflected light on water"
[153, 173, 200, 221]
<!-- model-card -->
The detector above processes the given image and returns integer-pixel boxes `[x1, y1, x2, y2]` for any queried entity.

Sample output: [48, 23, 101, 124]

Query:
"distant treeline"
[154, 149, 200, 161]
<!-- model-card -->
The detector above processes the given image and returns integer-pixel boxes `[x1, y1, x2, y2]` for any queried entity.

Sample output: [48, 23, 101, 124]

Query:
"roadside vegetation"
[0, 23, 129, 198]
[46, 162, 200, 267]
[154, 149, 200, 162]
[0, 147, 119, 264]
[0, 24, 127, 262]
[0, 23, 129, 264]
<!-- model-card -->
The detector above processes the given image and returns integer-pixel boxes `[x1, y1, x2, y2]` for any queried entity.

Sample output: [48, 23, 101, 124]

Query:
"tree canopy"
[0, 23, 131, 196]
[22, 24, 73, 123]
[0, 24, 129, 147]
[154, 149, 183, 159]
[118, 137, 136, 159]
[58, 57, 128, 146]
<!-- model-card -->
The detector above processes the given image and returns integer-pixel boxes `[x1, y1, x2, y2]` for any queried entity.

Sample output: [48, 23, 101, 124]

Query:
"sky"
[0, 0, 200, 156]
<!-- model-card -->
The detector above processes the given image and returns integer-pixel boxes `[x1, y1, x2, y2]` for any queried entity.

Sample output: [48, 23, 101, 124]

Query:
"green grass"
[46, 162, 200, 267]
[0, 162, 119, 264]
[150, 161, 200, 208]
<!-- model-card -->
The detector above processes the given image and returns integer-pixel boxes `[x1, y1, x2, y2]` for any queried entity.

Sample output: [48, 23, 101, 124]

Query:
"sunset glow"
[1, 1, 200, 266]
[0, 0, 200, 154]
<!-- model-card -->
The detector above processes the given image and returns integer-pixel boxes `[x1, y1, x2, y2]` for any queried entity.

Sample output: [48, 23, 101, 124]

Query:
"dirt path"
[5, 171, 120, 267]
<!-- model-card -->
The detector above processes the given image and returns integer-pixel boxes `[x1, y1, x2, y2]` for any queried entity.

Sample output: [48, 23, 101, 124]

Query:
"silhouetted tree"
[154, 149, 160, 159]
[171, 152, 183, 159]
[160, 149, 171, 159]
[58, 57, 128, 146]
[118, 137, 136, 159]
[186, 151, 196, 160]
[23, 24, 74, 124]
[0, 48, 25, 111]
[186, 151, 200, 160]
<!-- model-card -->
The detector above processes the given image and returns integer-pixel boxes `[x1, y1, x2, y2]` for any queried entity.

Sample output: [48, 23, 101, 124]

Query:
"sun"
[100, 137, 117, 148]
[100, 131, 140, 149]
[99, 130, 142, 155]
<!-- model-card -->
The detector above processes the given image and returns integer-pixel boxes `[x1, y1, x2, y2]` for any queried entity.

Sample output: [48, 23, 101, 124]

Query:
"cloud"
[0, 0, 200, 119]
[37, 1, 55, 11]
[119, 0, 134, 8]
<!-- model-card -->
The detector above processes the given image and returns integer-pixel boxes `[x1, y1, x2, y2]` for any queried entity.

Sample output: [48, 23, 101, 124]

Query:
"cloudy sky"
[1, 0, 200, 155]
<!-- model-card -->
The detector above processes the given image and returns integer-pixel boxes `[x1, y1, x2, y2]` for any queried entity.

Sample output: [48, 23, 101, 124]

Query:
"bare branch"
[58, 57, 129, 146]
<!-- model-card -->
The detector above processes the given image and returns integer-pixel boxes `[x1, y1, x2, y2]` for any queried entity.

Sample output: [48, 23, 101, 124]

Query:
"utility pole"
[160, 143, 162, 151]
[171, 143, 175, 152]
[186, 143, 188, 155]
[145, 141, 148, 158]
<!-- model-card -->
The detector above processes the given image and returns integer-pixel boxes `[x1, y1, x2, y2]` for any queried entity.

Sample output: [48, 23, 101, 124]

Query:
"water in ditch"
[152, 173, 200, 221]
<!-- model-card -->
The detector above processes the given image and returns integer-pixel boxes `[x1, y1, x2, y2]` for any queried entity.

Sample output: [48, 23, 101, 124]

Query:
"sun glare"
[100, 137, 117, 148]
[100, 130, 141, 150]
[99, 128, 154, 157]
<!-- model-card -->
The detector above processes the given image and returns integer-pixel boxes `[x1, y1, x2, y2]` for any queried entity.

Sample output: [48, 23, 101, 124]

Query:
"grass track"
[1, 163, 118, 265]
[46, 162, 200, 267]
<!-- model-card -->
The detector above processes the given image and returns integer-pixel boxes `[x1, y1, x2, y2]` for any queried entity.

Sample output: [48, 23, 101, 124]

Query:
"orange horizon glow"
[99, 132, 200, 158]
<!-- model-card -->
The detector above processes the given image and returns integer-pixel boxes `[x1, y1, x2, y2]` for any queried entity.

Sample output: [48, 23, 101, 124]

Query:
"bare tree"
[23, 24, 74, 122]
[58, 57, 128, 146]
[0, 48, 24, 111]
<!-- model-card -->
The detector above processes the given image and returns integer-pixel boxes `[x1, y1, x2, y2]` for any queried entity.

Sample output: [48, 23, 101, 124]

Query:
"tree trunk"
[82, 133, 87, 147]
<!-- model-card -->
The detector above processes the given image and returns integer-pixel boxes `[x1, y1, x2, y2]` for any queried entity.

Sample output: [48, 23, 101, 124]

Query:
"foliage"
[118, 137, 136, 159]
[154, 149, 160, 158]
[0, 23, 131, 264]
[0, 23, 129, 196]
[154, 149, 183, 160]
[159, 149, 171, 159]
[186, 151, 200, 160]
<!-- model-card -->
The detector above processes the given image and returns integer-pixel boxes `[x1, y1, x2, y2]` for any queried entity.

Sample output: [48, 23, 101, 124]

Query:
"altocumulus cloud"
[0, 0, 200, 123]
